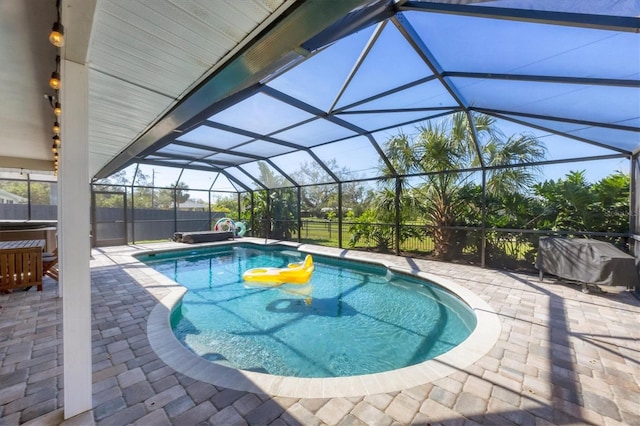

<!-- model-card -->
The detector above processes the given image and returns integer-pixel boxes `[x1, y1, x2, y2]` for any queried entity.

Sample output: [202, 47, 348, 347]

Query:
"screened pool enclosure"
[8, 1, 640, 279]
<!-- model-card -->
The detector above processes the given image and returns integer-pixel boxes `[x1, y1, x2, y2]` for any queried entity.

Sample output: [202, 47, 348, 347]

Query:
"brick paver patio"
[1, 240, 638, 425]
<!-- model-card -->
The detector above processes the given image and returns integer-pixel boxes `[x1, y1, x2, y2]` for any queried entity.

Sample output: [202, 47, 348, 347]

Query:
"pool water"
[138, 244, 476, 378]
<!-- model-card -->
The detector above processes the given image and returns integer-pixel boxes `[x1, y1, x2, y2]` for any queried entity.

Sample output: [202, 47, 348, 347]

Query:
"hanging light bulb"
[49, 71, 61, 90]
[52, 144, 58, 154]
[49, 55, 61, 90]
[49, 0, 65, 49]
[53, 135, 61, 147]
[49, 21, 65, 47]
[53, 121, 60, 134]
[53, 102, 61, 117]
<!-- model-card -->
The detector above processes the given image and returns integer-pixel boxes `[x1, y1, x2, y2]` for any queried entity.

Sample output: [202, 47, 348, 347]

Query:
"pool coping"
[137, 239, 501, 398]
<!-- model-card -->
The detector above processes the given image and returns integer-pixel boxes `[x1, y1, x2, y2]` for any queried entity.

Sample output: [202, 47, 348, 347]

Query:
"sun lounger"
[174, 231, 234, 244]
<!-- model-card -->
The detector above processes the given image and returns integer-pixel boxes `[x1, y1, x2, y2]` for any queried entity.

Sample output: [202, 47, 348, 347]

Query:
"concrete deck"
[1, 240, 638, 425]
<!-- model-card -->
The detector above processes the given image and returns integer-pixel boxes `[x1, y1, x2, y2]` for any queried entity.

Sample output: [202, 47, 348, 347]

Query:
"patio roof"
[93, 0, 640, 192]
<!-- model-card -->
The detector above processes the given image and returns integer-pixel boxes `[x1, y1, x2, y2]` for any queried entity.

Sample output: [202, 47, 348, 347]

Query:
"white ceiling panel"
[84, 0, 290, 176]
[88, 70, 177, 175]
[0, 0, 292, 174]
[88, 0, 283, 97]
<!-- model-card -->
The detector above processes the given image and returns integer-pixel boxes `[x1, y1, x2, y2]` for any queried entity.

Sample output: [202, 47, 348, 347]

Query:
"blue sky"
[124, 6, 637, 198]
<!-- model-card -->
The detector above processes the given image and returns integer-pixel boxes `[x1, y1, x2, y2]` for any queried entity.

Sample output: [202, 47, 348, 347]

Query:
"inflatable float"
[235, 221, 246, 237]
[243, 255, 314, 285]
[214, 217, 246, 237]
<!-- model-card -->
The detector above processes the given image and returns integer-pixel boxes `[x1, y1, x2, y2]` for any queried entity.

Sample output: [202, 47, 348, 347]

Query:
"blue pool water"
[138, 244, 476, 378]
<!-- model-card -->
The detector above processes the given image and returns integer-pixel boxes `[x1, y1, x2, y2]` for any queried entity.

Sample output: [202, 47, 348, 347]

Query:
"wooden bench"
[0, 240, 44, 292]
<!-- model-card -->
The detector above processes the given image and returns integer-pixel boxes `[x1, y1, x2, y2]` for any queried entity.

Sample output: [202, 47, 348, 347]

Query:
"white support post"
[59, 59, 93, 419]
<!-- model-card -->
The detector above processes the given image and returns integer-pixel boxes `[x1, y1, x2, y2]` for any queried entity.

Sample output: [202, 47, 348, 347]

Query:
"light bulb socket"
[49, 71, 61, 90]
[49, 21, 65, 47]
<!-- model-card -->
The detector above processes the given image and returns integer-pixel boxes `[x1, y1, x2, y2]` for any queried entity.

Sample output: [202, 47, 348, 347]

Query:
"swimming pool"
[138, 243, 477, 378]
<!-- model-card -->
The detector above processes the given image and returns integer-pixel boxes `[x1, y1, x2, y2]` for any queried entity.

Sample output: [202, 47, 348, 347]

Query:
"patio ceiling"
[0, 0, 313, 176]
[94, 0, 640, 192]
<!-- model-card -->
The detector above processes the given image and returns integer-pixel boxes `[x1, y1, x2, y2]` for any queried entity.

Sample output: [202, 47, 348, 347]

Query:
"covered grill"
[536, 237, 638, 291]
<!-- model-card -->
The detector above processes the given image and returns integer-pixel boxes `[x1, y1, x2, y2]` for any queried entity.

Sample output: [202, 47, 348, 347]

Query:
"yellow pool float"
[243, 255, 314, 284]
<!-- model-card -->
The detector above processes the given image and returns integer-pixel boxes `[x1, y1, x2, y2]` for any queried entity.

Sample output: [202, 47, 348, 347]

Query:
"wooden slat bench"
[0, 240, 44, 293]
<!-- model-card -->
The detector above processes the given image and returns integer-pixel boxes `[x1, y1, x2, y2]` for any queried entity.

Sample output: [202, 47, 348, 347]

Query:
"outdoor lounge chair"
[174, 230, 234, 244]
[42, 248, 58, 281]
[1, 243, 48, 293]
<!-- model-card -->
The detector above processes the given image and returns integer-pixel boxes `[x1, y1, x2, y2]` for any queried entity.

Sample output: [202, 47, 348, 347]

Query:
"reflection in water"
[266, 296, 358, 317]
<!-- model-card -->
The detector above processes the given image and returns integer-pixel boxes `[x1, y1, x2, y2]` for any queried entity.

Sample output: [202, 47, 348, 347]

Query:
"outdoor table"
[0, 239, 45, 292]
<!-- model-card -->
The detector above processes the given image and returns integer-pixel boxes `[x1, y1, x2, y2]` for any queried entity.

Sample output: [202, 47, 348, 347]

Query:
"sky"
[116, 5, 637, 200]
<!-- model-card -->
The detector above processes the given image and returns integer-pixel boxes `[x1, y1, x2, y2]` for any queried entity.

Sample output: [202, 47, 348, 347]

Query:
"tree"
[592, 171, 630, 234]
[533, 171, 592, 231]
[380, 112, 545, 260]
[212, 195, 237, 214]
[292, 159, 367, 217]
[245, 162, 298, 239]
[94, 170, 129, 191]
[533, 170, 630, 235]
[293, 161, 334, 214]
[91, 170, 132, 208]
[270, 188, 297, 239]
[0, 180, 56, 205]
[348, 209, 393, 250]
[153, 181, 190, 209]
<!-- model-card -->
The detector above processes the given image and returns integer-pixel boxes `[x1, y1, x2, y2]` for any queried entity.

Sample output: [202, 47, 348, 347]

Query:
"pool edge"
[141, 239, 501, 398]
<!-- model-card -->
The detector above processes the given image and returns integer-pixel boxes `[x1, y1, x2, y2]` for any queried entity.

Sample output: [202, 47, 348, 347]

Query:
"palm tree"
[480, 133, 547, 196]
[381, 112, 545, 260]
[370, 133, 424, 251]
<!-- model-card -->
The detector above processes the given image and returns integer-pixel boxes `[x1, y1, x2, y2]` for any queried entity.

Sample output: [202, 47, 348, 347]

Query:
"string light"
[49, 22, 64, 47]
[48, 1, 63, 174]
[49, 55, 61, 89]
[49, 72, 61, 90]
[49, 1, 64, 47]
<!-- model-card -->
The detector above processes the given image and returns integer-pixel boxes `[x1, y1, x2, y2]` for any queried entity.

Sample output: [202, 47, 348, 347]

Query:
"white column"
[59, 59, 93, 418]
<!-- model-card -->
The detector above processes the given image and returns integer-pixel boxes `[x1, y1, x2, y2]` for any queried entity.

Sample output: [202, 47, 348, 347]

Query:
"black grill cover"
[536, 237, 638, 287]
